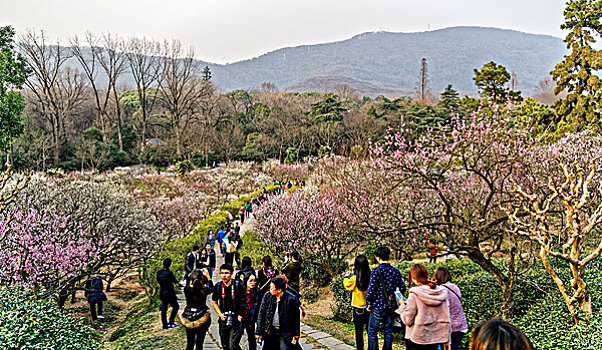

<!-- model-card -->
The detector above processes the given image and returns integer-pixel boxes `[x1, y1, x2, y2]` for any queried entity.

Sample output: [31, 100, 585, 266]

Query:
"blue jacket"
[85, 277, 107, 303]
[366, 263, 406, 312]
[217, 230, 226, 243]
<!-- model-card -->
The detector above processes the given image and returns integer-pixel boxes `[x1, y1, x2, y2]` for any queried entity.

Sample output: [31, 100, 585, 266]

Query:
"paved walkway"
[177, 214, 352, 350]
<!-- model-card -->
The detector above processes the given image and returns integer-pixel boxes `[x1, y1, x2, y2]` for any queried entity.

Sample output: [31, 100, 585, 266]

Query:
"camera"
[224, 311, 234, 327]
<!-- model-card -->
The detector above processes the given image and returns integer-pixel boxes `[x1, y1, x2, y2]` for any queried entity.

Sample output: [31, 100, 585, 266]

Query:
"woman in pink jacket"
[396, 264, 451, 350]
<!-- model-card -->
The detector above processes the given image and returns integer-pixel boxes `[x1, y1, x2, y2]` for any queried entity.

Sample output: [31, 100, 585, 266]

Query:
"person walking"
[281, 251, 302, 294]
[183, 245, 200, 286]
[433, 267, 468, 350]
[343, 255, 371, 350]
[257, 256, 279, 298]
[204, 243, 217, 277]
[429, 244, 438, 264]
[212, 264, 245, 350]
[157, 258, 180, 330]
[239, 206, 246, 224]
[241, 273, 259, 350]
[183, 269, 214, 350]
[366, 246, 406, 350]
[218, 227, 227, 256]
[206, 230, 216, 250]
[397, 264, 450, 350]
[223, 232, 238, 266]
[469, 319, 533, 350]
[85, 273, 107, 321]
[235, 256, 256, 282]
[245, 201, 252, 219]
[255, 276, 301, 350]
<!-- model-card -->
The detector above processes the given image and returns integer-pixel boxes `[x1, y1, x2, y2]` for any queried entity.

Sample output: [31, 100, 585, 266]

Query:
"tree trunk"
[467, 249, 514, 319]
[53, 122, 60, 165]
[114, 89, 124, 151]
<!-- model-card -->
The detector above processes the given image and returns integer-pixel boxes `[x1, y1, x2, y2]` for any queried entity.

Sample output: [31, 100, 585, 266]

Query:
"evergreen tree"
[551, 0, 602, 133]
[473, 61, 522, 104]
[309, 93, 346, 123]
[202, 66, 212, 81]
[437, 85, 460, 112]
[0, 26, 30, 158]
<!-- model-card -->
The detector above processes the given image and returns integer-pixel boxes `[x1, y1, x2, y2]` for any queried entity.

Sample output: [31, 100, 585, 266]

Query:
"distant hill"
[207, 26, 567, 96]
[286, 75, 411, 97]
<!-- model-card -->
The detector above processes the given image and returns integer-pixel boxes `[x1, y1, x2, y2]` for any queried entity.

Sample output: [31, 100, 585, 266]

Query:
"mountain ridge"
[207, 26, 566, 96]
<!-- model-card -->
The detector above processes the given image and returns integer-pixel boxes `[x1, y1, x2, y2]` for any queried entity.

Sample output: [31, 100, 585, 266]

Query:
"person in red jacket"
[429, 244, 438, 264]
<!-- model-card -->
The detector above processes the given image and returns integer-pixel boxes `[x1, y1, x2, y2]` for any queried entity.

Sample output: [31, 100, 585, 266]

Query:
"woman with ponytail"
[396, 264, 451, 350]
[184, 269, 214, 350]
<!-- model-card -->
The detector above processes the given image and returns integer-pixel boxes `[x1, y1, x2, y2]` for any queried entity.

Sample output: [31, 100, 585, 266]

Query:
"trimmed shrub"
[331, 275, 353, 323]
[0, 287, 100, 349]
[238, 229, 276, 271]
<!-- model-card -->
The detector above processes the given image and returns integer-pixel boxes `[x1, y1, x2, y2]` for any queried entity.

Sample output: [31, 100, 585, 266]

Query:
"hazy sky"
[1, 0, 567, 64]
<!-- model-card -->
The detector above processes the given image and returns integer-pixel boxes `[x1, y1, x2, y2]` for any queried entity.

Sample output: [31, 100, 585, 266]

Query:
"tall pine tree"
[551, 0, 602, 133]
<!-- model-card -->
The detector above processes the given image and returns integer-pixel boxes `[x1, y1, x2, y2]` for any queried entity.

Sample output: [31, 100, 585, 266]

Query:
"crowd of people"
[84, 183, 531, 350]
[343, 245, 534, 350]
[157, 206, 306, 350]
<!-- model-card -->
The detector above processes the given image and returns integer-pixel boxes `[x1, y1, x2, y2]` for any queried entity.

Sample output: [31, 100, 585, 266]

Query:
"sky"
[1, 0, 567, 64]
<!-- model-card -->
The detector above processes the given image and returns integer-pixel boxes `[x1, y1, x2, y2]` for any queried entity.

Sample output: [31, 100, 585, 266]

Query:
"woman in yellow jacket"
[343, 255, 371, 350]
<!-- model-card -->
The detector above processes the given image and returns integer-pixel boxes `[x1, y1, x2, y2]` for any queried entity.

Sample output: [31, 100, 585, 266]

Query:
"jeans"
[368, 309, 394, 350]
[264, 328, 293, 350]
[89, 301, 103, 321]
[242, 320, 257, 350]
[405, 339, 438, 350]
[160, 293, 179, 328]
[218, 319, 243, 350]
[186, 318, 211, 350]
[451, 331, 465, 350]
[225, 252, 235, 265]
[353, 307, 370, 350]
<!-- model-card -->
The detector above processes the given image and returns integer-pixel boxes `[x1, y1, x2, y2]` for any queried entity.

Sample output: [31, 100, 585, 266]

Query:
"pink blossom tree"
[364, 105, 539, 318]
[0, 203, 98, 295]
[255, 190, 359, 277]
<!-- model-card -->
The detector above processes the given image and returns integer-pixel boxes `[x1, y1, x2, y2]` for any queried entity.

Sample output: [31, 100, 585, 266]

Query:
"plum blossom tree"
[21, 174, 163, 299]
[255, 190, 359, 277]
[0, 202, 98, 295]
[366, 105, 538, 318]
[263, 159, 310, 185]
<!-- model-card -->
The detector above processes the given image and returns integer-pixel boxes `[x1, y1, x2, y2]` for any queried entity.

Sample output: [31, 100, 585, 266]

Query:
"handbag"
[377, 268, 403, 330]
[179, 306, 210, 329]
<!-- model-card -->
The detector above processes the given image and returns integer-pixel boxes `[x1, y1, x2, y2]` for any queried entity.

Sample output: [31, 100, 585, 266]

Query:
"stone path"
[177, 214, 352, 350]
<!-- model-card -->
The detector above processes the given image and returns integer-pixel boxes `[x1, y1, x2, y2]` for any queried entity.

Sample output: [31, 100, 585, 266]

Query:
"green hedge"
[140, 185, 280, 302]
[331, 258, 602, 348]
[0, 288, 100, 349]
[238, 229, 276, 271]
[219, 185, 280, 217]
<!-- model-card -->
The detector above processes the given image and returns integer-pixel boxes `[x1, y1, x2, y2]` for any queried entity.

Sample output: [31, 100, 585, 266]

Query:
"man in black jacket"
[204, 243, 217, 277]
[255, 276, 301, 350]
[157, 258, 179, 330]
[212, 263, 245, 350]
[183, 245, 199, 286]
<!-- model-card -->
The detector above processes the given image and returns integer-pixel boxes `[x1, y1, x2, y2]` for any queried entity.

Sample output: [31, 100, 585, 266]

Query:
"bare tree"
[415, 57, 431, 104]
[507, 159, 602, 320]
[532, 77, 565, 104]
[157, 40, 213, 158]
[19, 30, 73, 164]
[261, 81, 278, 93]
[122, 37, 161, 154]
[71, 32, 129, 149]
